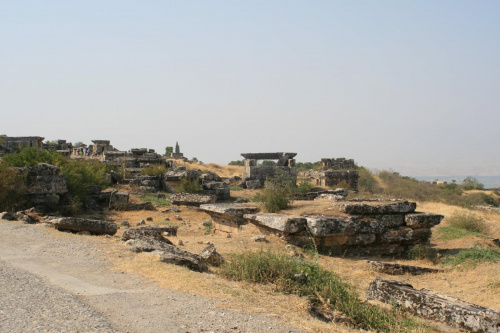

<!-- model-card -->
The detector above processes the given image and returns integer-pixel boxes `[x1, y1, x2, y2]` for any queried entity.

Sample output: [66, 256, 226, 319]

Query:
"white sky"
[1, 1, 499, 177]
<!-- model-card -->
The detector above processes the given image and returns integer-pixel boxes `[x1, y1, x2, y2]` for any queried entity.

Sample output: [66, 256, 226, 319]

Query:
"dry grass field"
[99, 162, 499, 332]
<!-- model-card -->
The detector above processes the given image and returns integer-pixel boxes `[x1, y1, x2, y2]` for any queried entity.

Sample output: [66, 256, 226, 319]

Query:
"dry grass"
[95, 180, 500, 332]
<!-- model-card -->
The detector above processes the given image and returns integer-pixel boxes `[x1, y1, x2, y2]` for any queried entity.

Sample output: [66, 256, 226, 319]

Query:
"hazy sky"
[2, 1, 499, 176]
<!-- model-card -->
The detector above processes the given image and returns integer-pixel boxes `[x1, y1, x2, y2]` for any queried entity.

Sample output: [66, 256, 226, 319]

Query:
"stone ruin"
[306, 158, 359, 190]
[241, 152, 297, 189]
[91, 140, 116, 155]
[200, 199, 444, 256]
[0, 135, 44, 156]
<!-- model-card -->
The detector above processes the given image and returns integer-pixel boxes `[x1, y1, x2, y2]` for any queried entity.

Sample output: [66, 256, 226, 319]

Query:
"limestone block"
[52, 217, 118, 235]
[366, 261, 444, 275]
[367, 278, 500, 333]
[243, 214, 306, 234]
[378, 227, 414, 243]
[405, 212, 444, 229]
[306, 216, 384, 237]
[171, 193, 216, 206]
[338, 201, 416, 215]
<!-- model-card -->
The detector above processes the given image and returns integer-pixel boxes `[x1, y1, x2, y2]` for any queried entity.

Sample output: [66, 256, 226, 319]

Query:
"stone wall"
[307, 157, 359, 190]
[241, 152, 297, 189]
[24, 163, 71, 211]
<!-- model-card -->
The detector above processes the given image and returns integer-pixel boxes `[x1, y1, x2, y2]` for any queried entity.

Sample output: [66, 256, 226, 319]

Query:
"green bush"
[140, 195, 171, 207]
[229, 185, 243, 191]
[260, 171, 295, 212]
[295, 181, 314, 194]
[219, 251, 421, 332]
[462, 176, 484, 190]
[141, 164, 169, 176]
[228, 160, 244, 166]
[356, 166, 382, 194]
[446, 212, 489, 234]
[179, 177, 202, 193]
[0, 163, 27, 211]
[406, 244, 439, 263]
[443, 244, 500, 267]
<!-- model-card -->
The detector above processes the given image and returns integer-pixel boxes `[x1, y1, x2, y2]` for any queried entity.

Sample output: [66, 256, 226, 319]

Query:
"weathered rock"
[337, 200, 417, 215]
[367, 278, 500, 333]
[122, 226, 178, 241]
[199, 244, 225, 266]
[366, 261, 444, 275]
[200, 204, 259, 233]
[252, 235, 268, 242]
[52, 217, 118, 235]
[243, 214, 306, 234]
[16, 212, 38, 224]
[405, 213, 444, 229]
[305, 216, 384, 237]
[121, 221, 130, 228]
[25, 163, 70, 210]
[378, 227, 414, 243]
[492, 239, 500, 247]
[109, 191, 129, 209]
[158, 246, 208, 272]
[0, 211, 16, 221]
[170, 193, 216, 206]
[245, 180, 261, 189]
[77, 230, 92, 236]
[124, 236, 174, 252]
[127, 202, 155, 211]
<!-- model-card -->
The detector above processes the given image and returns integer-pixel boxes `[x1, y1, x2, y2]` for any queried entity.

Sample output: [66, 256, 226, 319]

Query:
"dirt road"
[0, 220, 305, 333]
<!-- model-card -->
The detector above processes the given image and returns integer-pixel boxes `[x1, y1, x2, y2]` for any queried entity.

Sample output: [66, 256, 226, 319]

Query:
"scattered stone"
[199, 244, 225, 266]
[492, 239, 500, 247]
[164, 217, 170, 222]
[234, 197, 250, 203]
[122, 226, 178, 241]
[121, 221, 130, 228]
[405, 213, 444, 229]
[226, 233, 232, 238]
[366, 260, 444, 275]
[169, 205, 180, 212]
[0, 211, 16, 221]
[146, 217, 153, 222]
[52, 217, 118, 235]
[244, 214, 306, 234]
[252, 235, 268, 242]
[177, 240, 184, 246]
[293, 273, 307, 283]
[366, 278, 500, 333]
[136, 220, 146, 226]
[175, 215, 183, 221]
[200, 204, 259, 233]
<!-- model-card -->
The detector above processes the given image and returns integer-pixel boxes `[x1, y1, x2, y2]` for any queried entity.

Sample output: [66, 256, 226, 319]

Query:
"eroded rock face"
[52, 217, 118, 235]
[366, 278, 500, 333]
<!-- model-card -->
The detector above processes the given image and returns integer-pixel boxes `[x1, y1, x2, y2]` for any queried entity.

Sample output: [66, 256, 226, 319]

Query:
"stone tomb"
[201, 200, 443, 256]
[241, 152, 297, 189]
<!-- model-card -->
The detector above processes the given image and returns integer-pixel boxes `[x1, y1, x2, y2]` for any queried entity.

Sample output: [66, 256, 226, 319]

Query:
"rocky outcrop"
[52, 217, 118, 235]
[367, 278, 500, 333]
[366, 261, 444, 275]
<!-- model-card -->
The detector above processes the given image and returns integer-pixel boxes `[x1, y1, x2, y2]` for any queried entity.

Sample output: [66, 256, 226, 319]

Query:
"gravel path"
[0, 220, 306, 333]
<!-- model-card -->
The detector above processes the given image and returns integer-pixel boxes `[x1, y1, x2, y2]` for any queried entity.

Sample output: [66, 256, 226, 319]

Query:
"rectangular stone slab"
[53, 217, 117, 235]
[337, 201, 416, 215]
[367, 278, 500, 333]
[405, 212, 444, 229]
[243, 214, 306, 234]
[306, 216, 384, 237]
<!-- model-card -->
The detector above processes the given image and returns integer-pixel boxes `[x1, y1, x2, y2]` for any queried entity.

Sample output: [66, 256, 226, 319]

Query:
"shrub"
[228, 160, 244, 166]
[229, 185, 243, 191]
[203, 220, 213, 235]
[260, 171, 295, 212]
[0, 163, 27, 211]
[462, 176, 484, 190]
[446, 212, 489, 234]
[141, 164, 169, 176]
[356, 166, 382, 194]
[406, 244, 439, 263]
[443, 244, 500, 267]
[140, 195, 171, 207]
[219, 251, 421, 332]
[179, 177, 202, 193]
[295, 181, 314, 194]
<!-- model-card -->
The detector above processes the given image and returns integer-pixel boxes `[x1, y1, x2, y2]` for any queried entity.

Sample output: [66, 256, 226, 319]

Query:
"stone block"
[337, 200, 416, 215]
[405, 213, 444, 229]
[171, 193, 216, 206]
[52, 217, 118, 235]
[243, 214, 306, 234]
[367, 278, 500, 333]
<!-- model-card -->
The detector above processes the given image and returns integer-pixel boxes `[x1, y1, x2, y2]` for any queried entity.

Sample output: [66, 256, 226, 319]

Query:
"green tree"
[228, 160, 244, 166]
[165, 146, 173, 156]
[463, 176, 484, 190]
[175, 142, 180, 154]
